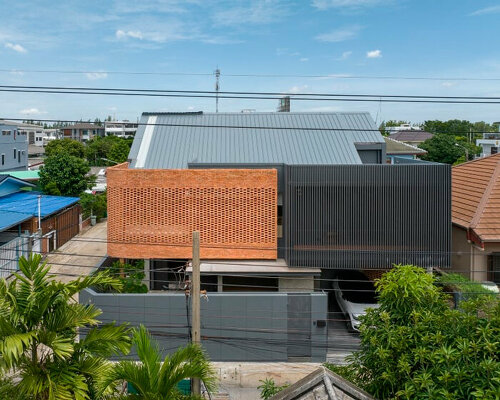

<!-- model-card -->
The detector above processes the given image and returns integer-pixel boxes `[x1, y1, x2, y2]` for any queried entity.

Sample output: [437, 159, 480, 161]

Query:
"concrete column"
[143, 259, 150, 290]
[217, 275, 223, 292]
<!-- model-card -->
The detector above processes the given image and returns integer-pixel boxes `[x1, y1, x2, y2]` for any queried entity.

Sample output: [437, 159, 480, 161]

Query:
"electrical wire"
[3, 68, 500, 81]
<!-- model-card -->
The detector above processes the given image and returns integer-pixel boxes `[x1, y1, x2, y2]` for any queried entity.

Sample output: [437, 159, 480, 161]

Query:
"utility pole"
[215, 68, 220, 113]
[191, 231, 201, 396]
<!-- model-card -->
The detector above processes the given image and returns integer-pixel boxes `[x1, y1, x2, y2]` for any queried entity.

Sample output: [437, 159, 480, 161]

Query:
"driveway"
[326, 294, 360, 364]
[45, 221, 107, 283]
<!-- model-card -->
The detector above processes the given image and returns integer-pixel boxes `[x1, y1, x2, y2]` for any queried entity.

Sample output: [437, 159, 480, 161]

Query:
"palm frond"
[76, 323, 132, 357]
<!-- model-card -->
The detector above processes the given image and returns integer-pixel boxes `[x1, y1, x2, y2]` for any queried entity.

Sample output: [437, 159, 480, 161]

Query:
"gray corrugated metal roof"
[129, 112, 384, 169]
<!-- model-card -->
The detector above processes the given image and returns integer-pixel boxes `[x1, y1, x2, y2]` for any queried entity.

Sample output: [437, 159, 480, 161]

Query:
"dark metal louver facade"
[284, 164, 451, 269]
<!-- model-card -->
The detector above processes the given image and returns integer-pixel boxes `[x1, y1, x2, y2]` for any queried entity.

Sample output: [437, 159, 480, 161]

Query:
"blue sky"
[1, 0, 500, 124]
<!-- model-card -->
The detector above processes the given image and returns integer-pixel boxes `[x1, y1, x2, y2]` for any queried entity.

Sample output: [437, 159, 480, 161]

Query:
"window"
[491, 147, 498, 155]
[1, 154, 4, 165]
[2, 130, 11, 136]
[13, 148, 16, 158]
[18, 151, 21, 163]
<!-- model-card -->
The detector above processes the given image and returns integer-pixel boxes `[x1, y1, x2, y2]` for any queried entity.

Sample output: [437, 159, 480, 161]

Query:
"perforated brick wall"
[107, 163, 277, 259]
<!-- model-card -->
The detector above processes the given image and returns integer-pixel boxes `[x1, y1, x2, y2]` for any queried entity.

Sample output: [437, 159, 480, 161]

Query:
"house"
[61, 123, 105, 142]
[107, 111, 450, 286]
[88, 111, 450, 362]
[476, 127, 500, 158]
[389, 130, 434, 147]
[0, 174, 81, 277]
[104, 120, 138, 138]
[42, 128, 61, 146]
[269, 367, 374, 400]
[0, 121, 28, 172]
[386, 123, 422, 134]
[384, 136, 427, 164]
[452, 153, 500, 283]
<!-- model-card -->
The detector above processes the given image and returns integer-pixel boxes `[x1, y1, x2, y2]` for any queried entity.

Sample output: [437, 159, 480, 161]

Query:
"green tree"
[0, 254, 132, 399]
[108, 140, 130, 164]
[45, 138, 86, 158]
[39, 153, 94, 196]
[327, 265, 500, 400]
[80, 192, 107, 219]
[86, 137, 115, 166]
[102, 325, 217, 399]
[419, 134, 462, 164]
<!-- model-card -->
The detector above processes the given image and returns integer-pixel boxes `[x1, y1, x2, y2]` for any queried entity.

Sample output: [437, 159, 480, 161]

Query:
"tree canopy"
[45, 138, 86, 158]
[39, 152, 94, 196]
[419, 134, 463, 164]
[327, 265, 500, 400]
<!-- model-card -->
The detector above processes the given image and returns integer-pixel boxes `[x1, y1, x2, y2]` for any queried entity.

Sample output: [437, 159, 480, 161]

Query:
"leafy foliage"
[45, 139, 86, 158]
[0, 254, 132, 399]
[85, 136, 132, 166]
[102, 325, 217, 399]
[258, 378, 288, 399]
[106, 260, 148, 294]
[419, 134, 463, 164]
[325, 265, 500, 400]
[80, 191, 107, 219]
[39, 153, 94, 196]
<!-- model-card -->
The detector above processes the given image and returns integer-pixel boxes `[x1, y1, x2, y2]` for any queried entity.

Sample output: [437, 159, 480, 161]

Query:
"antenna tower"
[215, 68, 221, 113]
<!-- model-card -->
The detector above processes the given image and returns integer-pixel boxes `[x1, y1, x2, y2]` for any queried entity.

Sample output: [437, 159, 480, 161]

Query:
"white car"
[333, 271, 380, 332]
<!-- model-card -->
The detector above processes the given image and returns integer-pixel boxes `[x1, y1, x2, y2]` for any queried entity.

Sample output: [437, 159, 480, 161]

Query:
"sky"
[1, 0, 500, 124]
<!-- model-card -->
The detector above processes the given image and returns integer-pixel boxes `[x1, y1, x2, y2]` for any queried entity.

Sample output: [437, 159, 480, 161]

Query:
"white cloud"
[5, 42, 27, 53]
[469, 5, 500, 16]
[286, 85, 309, 94]
[85, 72, 108, 80]
[116, 30, 144, 40]
[338, 50, 352, 60]
[19, 108, 46, 115]
[300, 57, 309, 62]
[366, 49, 382, 58]
[441, 81, 456, 87]
[212, 0, 288, 26]
[315, 25, 362, 42]
[9, 70, 24, 76]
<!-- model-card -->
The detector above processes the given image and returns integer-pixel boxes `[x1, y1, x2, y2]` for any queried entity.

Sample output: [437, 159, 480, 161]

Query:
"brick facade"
[107, 163, 277, 260]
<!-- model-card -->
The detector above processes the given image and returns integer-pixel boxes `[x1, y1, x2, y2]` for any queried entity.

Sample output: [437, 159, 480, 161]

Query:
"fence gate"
[287, 293, 312, 361]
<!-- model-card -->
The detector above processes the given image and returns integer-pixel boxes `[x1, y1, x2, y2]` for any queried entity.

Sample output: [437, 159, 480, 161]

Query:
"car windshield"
[338, 272, 378, 304]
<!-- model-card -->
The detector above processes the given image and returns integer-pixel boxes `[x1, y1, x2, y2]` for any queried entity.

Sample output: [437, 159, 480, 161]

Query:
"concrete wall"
[0, 124, 28, 172]
[279, 276, 314, 292]
[80, 289, 328, 362]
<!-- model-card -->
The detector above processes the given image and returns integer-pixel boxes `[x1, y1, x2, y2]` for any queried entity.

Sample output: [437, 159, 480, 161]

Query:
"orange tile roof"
[452, 153, 500, 243]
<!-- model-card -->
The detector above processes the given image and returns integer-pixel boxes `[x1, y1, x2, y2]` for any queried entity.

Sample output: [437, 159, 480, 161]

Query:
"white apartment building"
[104, 120, 138, 138]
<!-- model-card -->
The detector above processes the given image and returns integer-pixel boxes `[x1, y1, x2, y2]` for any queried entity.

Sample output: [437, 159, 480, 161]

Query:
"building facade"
[61, 123, 105, 142]
[0, 122, 28, 172]
[104, 120, 138, 137]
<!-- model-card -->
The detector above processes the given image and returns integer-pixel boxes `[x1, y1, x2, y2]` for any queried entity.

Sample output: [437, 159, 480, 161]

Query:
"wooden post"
[191, 231, 201, 396]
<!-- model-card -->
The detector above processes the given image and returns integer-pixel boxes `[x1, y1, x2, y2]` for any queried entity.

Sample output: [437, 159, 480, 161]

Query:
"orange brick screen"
[107, 163, 277, 259]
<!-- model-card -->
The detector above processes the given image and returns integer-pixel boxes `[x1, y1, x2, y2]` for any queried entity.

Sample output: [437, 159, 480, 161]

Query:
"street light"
[455, 143, 469, 161]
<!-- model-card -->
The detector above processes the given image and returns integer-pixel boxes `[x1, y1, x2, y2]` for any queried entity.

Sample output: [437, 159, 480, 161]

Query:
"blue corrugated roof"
[0, 210, 33, 231]
[0, 192, 79, 218]
[128, 112, 385, 169]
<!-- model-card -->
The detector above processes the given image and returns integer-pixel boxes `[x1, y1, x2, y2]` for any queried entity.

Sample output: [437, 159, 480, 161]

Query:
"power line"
[4, 84, 500, 100]
[3, 68, 500, 81]
[2, 86, 500, 104]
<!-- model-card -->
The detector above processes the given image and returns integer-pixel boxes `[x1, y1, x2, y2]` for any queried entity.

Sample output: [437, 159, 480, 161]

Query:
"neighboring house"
[270, 367, 374, 400]
[42, 128, 61, 146]
[386, 123, 422, 134]
[384, 136, 427, 164]
[0, 122, 28, 172]
[104, 120, 138, 137]
[452, 153, 500, 283]
[0, 174, 81, 277]
[61, 123, 105, 142]
[476, 128, 500, 158]
[389, 130, 434, 146]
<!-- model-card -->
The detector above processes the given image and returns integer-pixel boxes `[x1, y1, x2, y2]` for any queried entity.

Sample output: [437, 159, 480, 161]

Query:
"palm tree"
[0, 254, 132, 399]
[103, 325, 217, 399]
